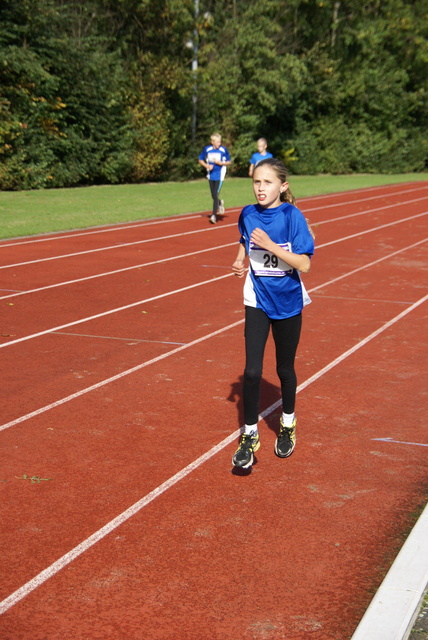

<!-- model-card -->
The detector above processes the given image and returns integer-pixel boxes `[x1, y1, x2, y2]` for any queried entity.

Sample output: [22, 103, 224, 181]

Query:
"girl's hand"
[232, 259, 246, 278]
[250, 227, 273, 251]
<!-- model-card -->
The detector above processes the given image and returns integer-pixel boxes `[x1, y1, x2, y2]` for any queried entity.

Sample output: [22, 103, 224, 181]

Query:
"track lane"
[0, 298, 426, 638]
[1, 202, 426, 345]
[3, 254, 426, 580]
[1, 232, 425, 427]
[1, 183, 427, 639]
[0, 184, 426, 270]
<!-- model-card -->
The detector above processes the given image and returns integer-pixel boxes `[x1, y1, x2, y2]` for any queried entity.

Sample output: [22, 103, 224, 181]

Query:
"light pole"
[191, 0, 199, 141]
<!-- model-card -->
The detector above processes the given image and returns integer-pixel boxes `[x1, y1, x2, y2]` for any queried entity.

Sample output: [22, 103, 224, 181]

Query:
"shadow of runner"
[227, 375, 284, 475]
[227, 374, 282, 434]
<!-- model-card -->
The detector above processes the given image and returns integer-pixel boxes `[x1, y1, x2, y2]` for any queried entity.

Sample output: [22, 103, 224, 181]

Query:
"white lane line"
[0, 319, 244, 432]
[1, 183, 426, 249]
[2, 191, 427, 270]
[0, 430, 240, 616]
[0, 242, 236, 301]
[257, 293, 428, 417]
[300, 183, 428, 203]
[311, 295, 414, 305]
[1, 243, 425, 431]
[0, 224, 236, 270]
[310, 238, 427, 293]
[51, 332, 187, 345]
[0, 223, 424, 353]
[1, 208, 425, 306]
[372, 438, 428, 447]
[0, 214, 207, 248]
[311, 196, 428, 225]
[0, 273, 234, 350]
[316, 211, 427, 249]
[0, 292, 426, 615]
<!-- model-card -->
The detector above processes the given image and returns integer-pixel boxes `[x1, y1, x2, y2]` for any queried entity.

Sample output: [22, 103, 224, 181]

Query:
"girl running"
[232, 158, 315, 469]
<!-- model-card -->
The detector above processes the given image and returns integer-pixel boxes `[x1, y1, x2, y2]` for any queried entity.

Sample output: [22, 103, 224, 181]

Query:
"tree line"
[0, 0, 427, 190]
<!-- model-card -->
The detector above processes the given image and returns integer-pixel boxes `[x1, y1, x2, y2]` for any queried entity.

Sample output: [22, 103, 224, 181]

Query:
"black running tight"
[209, 179, 221, 216]
[243, 306, 302, 425]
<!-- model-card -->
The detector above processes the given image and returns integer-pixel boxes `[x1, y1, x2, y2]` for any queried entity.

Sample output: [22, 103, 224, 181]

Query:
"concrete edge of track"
[350, 501, 428, 640]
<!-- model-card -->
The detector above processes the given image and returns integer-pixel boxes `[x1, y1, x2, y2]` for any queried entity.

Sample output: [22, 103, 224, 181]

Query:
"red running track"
[0, 183, 427, 639]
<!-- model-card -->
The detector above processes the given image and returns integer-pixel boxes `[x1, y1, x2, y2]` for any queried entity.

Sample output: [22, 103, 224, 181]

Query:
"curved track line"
[312, 196, 428, 225]
[0, 242, 236, 301]
[1, 230, 425, 306]
[0, 224, 236, 270]
[309, 238, 427, 292]
[1, 183, 426, 250]
[1, 213, 425, 349]
[2, 193, 427, 271]
[0, 273, 234, 350]
[303, 192, 428, 214]
[0, 319, 244, 432]
[300, 182, 428, 203]
[317, 211, 427, 249]
[0, 214, 206, 249]
[0, 293, 426, 616]
[0, 237, 424, 432]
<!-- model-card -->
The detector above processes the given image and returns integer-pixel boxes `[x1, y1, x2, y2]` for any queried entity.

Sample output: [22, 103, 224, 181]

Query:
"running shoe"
[274, 417, 297, 458]
[232, 431, 260, 468]
[218, 199, 225, 216]
[209, 213, 217, 224]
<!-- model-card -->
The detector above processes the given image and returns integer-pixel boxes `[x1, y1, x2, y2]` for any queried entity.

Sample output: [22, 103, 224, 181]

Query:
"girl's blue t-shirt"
[250, 151, 273, 166]
[238, 202, 315, 319]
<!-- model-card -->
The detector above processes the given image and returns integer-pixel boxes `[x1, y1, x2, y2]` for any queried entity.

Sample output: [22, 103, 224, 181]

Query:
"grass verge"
[0, 173, 427, 239]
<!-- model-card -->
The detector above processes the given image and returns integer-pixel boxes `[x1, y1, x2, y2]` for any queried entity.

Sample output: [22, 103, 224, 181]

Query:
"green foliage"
[0, 0, 427, 189]
[291, 118, 428, 175]
[0, 0, 135, 189]
[127, 86, 170, 181]
[196, 0, 308, 172]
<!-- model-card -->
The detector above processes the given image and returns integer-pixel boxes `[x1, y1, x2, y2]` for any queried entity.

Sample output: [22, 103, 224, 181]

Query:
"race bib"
[249, 241, 293, 277]
[206, 151, 220, 164]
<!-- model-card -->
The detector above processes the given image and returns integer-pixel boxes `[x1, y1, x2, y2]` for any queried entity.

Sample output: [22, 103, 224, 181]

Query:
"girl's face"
[252, 166, 288, 209]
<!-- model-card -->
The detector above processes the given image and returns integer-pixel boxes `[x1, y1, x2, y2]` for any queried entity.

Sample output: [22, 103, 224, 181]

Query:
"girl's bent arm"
[232, 243, 247, 278]
[250, 228, 311, 273]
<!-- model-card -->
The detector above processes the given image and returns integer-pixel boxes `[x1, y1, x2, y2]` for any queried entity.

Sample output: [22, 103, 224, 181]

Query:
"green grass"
[0, 173, 427, 239]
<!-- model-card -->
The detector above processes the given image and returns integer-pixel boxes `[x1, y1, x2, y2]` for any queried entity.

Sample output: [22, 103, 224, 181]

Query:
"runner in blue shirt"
[198, 132, 231, 224]
[231, 158, 315, 469]
[248, 137, 273, 177]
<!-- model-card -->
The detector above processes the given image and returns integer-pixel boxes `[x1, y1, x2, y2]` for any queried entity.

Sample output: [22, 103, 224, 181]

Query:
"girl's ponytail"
[281, 187, 296, 206]
[305, 218, 316, 239]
